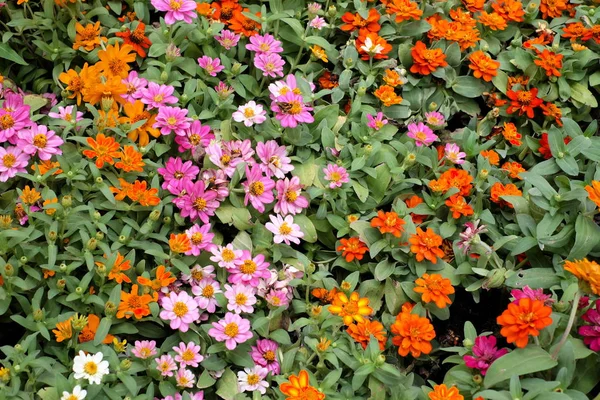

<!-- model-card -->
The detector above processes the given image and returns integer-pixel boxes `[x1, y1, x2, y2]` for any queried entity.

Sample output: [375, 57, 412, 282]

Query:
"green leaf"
[93, 317, 112, 345]
[568, 215, 600, 259]
[294, 214, 317, 243]
[216, 369, 240, 400]
[484, 347, 558, 388]
[452, 76, 487, 98]
[352, 180, 369, 202]
[374, 258, 395, 281]
[505, 268, 561, 289]
[0, 43, 27, 65]
[570, 83, 598, 107]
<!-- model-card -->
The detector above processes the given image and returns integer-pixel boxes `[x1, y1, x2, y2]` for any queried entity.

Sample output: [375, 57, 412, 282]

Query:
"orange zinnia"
[463, 0, 485, 12]
[115, 22, 152, 58]
[540, 102, 563, 127]
[78, 314, 115, 344]
[501, 161, 526, 179]
[58, 63, 98, 105]
[279, 370, 325, 400]
[478, 11, 507, 30]
[73, 21, 107, 51]
[169, 233, 192, 254]
[337, 237, 369, 262]
[137, 265, 177, 291]
[506, 87, 543, 118]
[534, 50, 563, 77]
[429, 168, 473, 196]
[409, 227, 444, 264]
[211, 0, 242, 23]
[383, 69, 404, 87]
[410, 41, 448, 76]
[97, 43, 137, 78]
[490, 182, 522, 207]
[83, 75, 128, 107]
[374, 85, 403, 107]
[491, 0, 525, 22]
[329, 291, 373, 325]
[228, 10, 261, 37]
[469, 51, 500, 82]
[196, 2, 214, 17]
[497, 298, 552, 348]
[120, 100, 160, 146]
[105, 252, 132, 284]
[340, 8, 381, 32]
[480, 149, 500, 165]
[391, 310, 435, 357]
[31, 160, 62, 175]
[137, 186, 161, 207]
[405, 195, 426, 224]
[20, 185, 41, 205]
[115, 145, 145, 173]
[117, 284, 158, 319]
[429, 384, 464, 400]
[585, 181, 600, 208]
[82, 133, 120, 168]
[318, 71, 339, 89]
[356, 31, 392, 60]
[383, 0, 423, 23]
[347, 319, 387, 350]
[562, 22, 591, 41]
[502, 122, 522, 146]
[414, 273, 455, 308]
[52, 317, 73, 342]
[312, 287, 339, 304]
[370, 210, 405, 237]
[539, 0, 568, 19]
[564, 258, 600, 295]
[445, 195, 474, 219]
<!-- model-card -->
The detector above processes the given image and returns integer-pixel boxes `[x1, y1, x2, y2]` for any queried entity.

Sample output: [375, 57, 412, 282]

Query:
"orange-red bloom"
[540, 102, 563, 126]
[414, 273, 454, 308]
[82, 134, 120, 167]
[383, 69, 404, 87]
[382, 0, 423, 23]
[279, 370, 325, 400]
[490, 182, 522, 207]
[534, 50, 563, 77]
[502, 161, 526, 179]
[562, 22, 592, 41]
[391, 309, 435, 357]
[506, 87, 543, 118]
[463, 0, 485, 12]
[137, 265, 177, 291]
[117, 284, 158, 319]
[445, 195, 474, 219]
[429, 384, 464, 400]
[585, 181, 600, 209]
[78, 314, 115, 344]
[539, 0, 568, 19]
[115, 145, 145, 172]
[169, 233, 192, 254]
[370, 210, 405, 237]
[356, 31, 392, 60]
[409, 227, 444, 264]
[338, 237, 369, 262]
[410, 41, 448, 76]
[429, 168, 473, 196]
[228, 10, 261, 37]
[311, 287, 339, 304]
[491, 0, 525, 22]
[497, 298, 553, 348]
[329, 291, 373, 325]
[405, 195, 426, 224]
[340, 8, 381, 32]
[347, 320, 387, 350]
[106, 252, 132, 284]
[469, 51, 500, 82]
[502, 122, 522, 146]
[116, 22, 152, 57]
[481, 149, 500, 165]
[478, 11, 507, 30]
[53, 317, 73, 342]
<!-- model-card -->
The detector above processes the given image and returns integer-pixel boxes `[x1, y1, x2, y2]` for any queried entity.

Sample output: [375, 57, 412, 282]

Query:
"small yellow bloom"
[316, 337, 332, 352]
[113, 338, 127, 353]
[310, 45, 328, 63]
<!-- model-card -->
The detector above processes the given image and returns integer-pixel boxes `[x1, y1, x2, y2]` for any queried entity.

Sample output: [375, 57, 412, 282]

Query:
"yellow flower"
[564, 258, 600, 295]
[329, 291, 373, 325]
[310, 45, 328, 63]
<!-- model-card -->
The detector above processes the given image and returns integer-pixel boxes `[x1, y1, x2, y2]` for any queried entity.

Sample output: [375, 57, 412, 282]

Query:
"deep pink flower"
[256, 140, 293, 178]
[265, 288, 291, 308]
[185, 223, 216, 256]
[254, 53, 285, 78]
[0, 93, 30, 142]
[175, 180, 219, 223]
[243, 164, 275, 213]
[425, 111, 446, 127]
[463, 336, 508, 375]
[275, 176, 309, 215]
[228, 250, 271, 287]
[17, 124, 63, 160]
[154, 106, 191, 136]
[198, 56, 225, 77]
[250, 339, 280, 374]
[175, 120, 214, 154]
[511, 286, 554, 307]
[157, 157, 199, 193]
[580, 300, 600, 352]
[151, 0, 197, 24]
[208, 312, 253, 350]
[407, 122, 438, 147]
[173, 342, 204, 367]
[215, 30, 240, 50]
[123, 71, 148, 103]
[192, 278, 222, 313]
[271, 92, 314, 128]
[246, 34, 283, 54]
[323, 164, 349, 189]
[0, 146, 29, 182]
[140, 82, 178, 109]
[366, 112, 388, 131]
[159, 291, 200, 333]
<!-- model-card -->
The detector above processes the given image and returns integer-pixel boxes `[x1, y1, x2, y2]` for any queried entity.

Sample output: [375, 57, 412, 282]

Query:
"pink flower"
[175, 368, 195, 388]
[173, 342, 204, 367]
[201, 169, 229, 201]
[243, 164, 275, 213]
[510, 286, 554, 307]
[159, 291, 200, 332]
[224, 283, 257, 314]
[122, 71, 148, 102]
[182, 265, 216, 286]
[265, 288, 290, 307]
[580, 299, 600, 352]
[192, 278, 222, 313]
[271, 92, 314, 128]
[215, 29, 240, 50]
[175, 180, 219, 223]
[366, 112, 388, 131]
[157, 157, 199, 193]
[206, 142, 239, 177]
[444, 143, 466, 165]
[237, 366, 269, 394]
[132, 340, 157, 359]
[198, 56, 225, 77]
[185, 223, 216, 256]
[17, 124, 63, 161]
[175, 120, 214, 154]
[208, 312, 253, 350]
[309, 16, 327, 30]
[323, 164, 349, 189]
[154, 106, 191, 136]
[0, 146, 29, 182]
[425, 111, 446, 127]
[275, 176, 309, 215]
[307, 2, 322, 13]
[215, 81, 234, 99]
[225, 140, 255, 164]
[265, 214, 304, 245]
[141, 82, 178, 109]
[48, 106, 83, 124]
[210, 244, 243, 270]
[250, 339, 280, 374]
[228, 250, 271, 287]
[268, 75, 310, 99]
[246, 34, 283, 54]
[0, 94, 30, 142]
[463, 336, 508, 375]
[254, 53, 285, 78]
[457, 220, 489, 255]
[151, 0, 197, 24]
[232, 101, 267, 126]
[155, 355, 177, 377]
[256, 140, 294, 179]
[407, 122, 438, 147]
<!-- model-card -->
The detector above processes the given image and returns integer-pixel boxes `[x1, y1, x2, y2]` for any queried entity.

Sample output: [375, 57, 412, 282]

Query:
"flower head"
[238, 366, 269, 394]
[151, 0, 197, 24]
[323, 164, 349, 189]
[173, 342, 204, 367]
[224, 283, 257, 314]
[266, 214, 304, 245]
[73, 351, 110, 385]
[176, 368, 195, 388]
[228, 251, 271, 286]
[580, 300, 600, 351]
[208, 312, 253, 350]
[215, 29, 241, 50]
[210, 244, 243, 270]
[243, 164, 275, 213]
[444, 143, 466, 164]
[428, 384, 463, 400]
[271, 91, 314, 128]
[425, 111, 445, 127]
[18, 124, 63, 160]
[0, 146, 29, 182]
[414, 273, 455, 308]
[198, 56, 225, 77]
[469, 51, 500, 82]
[564, 259, 600, 295]
[232, 101, 267, 126]
[463, 335, 508, 375]
[155, 354, 177, 377]
[511, 286, 554, 306]
[176, 180, 219, 223]
[140, 82, 178, 109]
[251, 339, 281, 374]
[370, 210, 405, 237]
[410, 41, 448, 75]
[60, 385, 87, 400]
[154, 106, 191, 136]
[329, 291, 373, 325]
[160, 291, 200, 332]
[497, 298, 553, 347]
[192, 278, 222, 313]
[407, 122, 438, 147]
[255, 53, 286, 77]
[347, 319, 387, 350]
[246, 34, 283, 54]
[275, 176, 309, 215]
[409, 228, 444, 264]
[279, 370, 325, 400]
[391, 310, 435, 357]
[132, 340, 158, 359]
[366, 112, 388, 131]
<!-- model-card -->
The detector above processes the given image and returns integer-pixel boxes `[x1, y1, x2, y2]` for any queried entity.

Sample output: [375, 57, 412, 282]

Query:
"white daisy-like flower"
[72, 351, 110, 385]
[232, 101, 267, 127]
[60, 385, 87, 400]
[360, 37, 384, 55]
[265, 214, 304, 245]
[237, 365, 269, 394]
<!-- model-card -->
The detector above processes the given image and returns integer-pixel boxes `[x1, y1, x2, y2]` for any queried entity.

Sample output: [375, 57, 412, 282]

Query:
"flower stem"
[551, 290, 581, 359]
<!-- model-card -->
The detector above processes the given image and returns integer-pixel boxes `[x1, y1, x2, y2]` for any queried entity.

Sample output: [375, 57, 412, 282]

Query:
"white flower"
[360, 37, 384, 55]
[60, 385, 87, 400]
[237, 366, 269, 394]
[265, 214, 304, 245]
[232, 101, 267, 127]
[72, 351, 109, 385]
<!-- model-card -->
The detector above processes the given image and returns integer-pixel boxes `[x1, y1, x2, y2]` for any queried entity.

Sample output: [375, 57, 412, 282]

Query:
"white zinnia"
[265, 214, 304, 245]
[361, 37, 384, 55]
[60, 385, 87, 400]
[237, 366, 269, 394]
[232, 101, 267, 127]
[72, 351, 109, 385]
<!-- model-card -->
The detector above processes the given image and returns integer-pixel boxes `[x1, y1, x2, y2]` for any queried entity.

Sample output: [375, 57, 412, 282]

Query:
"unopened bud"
[120, 359, 132, 371]
[95, 177, 103, 184]
[95, 231, 104, 240]
[61, 196, 72, 208]
[75, 287, 84, 295]
[19, 256, 28, 265]
[72, 313, 88, 331]
[119, 235, 128, 243]
[327, 5, 336, 16]
[59, 263, 67, 272]
[86, 238, 97, 251]
[428, 102, 438, 111]
[4, 264, 14, 277]
[357, 87, 366, 96]
[232, 63, 242, 75]
[463, 338, 474, 348]
[149, 210, 161, 221]
[406, 153, 417, 165]
[33, 309, 44, 322]
[160, 71, 169, 82]
[105, 301, 117, 317]
[101, 98, 113, 112]
[48, 231, 57, 241]
[554, 300, 568, 312]
[473, 374, 483, 384]
[479, 169, 489, 178]
[93, 211, 101, 221]
[57, 279, 66, 290]
[163, 216, 172, 224]
[484, 268, 506, 289]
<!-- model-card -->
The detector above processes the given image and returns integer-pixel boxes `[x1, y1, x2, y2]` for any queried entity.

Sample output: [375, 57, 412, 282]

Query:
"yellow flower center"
[83, 361, 98, 375]
[191, 232, 203, 244]
[108, 59, 126, 76]
[243, 108, 255, 118]
[2, 154, 16, 168]
[181, 349, 195, 361]
[220, 154, 231, 166]
[279, 222, 292, 235]
[172, 301, 188, 317]
[140, 348, 152, 358]
[0, 114, 15, 130]
[222, 248, 235, 262]
[259, 43, 270, 52]
[189, 134, 201, 145]
[167, 117, 177, 125]
[33, 134, 48, 148]
[224, 322, 239, 338]
[153, 94, 164, 103]
[169, 0, 182, 10]
[263, 350, 276, 361]
[330, 172, 341, 182]
[202, 285, 214, 298]
[235, 293, 248, 305]
[342, 301, 359, 315]
[240, 260, 257, 274]
[285, 190, 298, 202]
[246, 373, 260, 385]
[194, 198, 207, 211]
[249, 181, 265, 196]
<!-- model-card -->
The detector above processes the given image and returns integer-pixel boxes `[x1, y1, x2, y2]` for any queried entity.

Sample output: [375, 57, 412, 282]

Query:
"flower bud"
[66, 171, 74, 178]
[95, 231, 105, 240]
[344, 58, 354, 68]
[428, 102, 438, 111]
[340, 281, 351, 291]
[462, 338, 474, 348]
[376, 354, 386, 365]
[232, 62, 242, 75]
[48, 231, 57, 241]
[120, 359, 132, 371]
[528, 2, 537, 10]
[406, 153, 417, 165]
[101, 98, 114, 112]
[554, 300, 568, 312]
[61, 195, 72, 208]
[473, 374, 483, 384]
[310, 305, 323, 318]
[33, 309, 44, 322]
[365, 145, 373, 154]
[14, 344, 23, 352]
[166, 43, 181, 61]
[72, 313, 88, 331]
[149, 210, 161, 221]
[59, 263, 67, 272]
[114, 339, 128, 353]
[13, 364, 20, 372]
[119, 235, 128, 243]
[96, 262, 107, 277]
[357, 86, 366, 96]
[0, 367, 10, 383]
[479, 169, 489, 179]
[121, 122, 132, 132]
[57, 279, 66, 290]
[105, 301, 117, 317]
[160, 71, 169, 83]
[19, 256, 28, 265]
[180, 94, 189, 102]
[327, 5, 336, 17]
[86, 238, 97, 251]
[93, 211, 102, 221]
[95, 177, 103, 184]
[61, 89, 70, 98]
[4, 264, 14, 277]
[589, 8, 595, 16]
[163, 217, 172, 224]
[483, 268, 506, 289]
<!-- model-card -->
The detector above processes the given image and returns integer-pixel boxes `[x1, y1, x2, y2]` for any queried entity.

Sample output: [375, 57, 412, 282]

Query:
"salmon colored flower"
[82, 134, 120, 168]
[502, 122, 522, 146]
[312, 287, 339, 304]
[502, 161, 526, 179]
[469, 51, 500, 82]
[382, 0, 423, 23]
[115, 22, 152, 58]
[478, 11, 507, 30]
[115, 145, 145, 173]
[374, 85, 403, 107]
[490, 182, 522, 207]
[497, 298, 553, 348]
[137, 265, 177, 292]
[337, 237, 369, 262]
[73, 22, 107, 51]
[340, 8, 381, 32]
[347, 320, 387, 350]
[356, 31, 392, 60]
[429, 168, 474, 196]
[78, 314, 115, 344]
[414, 273, 455, 308]
[391, 310, 435, 357]
[370, 210, 406, 237]
[481, 149, 500, 165]
[409, 227, 444, 264]
[53, 317, 73, 342]
[410, 41, 448, 76]
[534, 50, 563, 77]
[117, 284, 158, 319]
[429, 384, 463, 400]
[329, 291, 373, 325]
[564, 259, 600, 295]
[540, 102, 563, 127]
[169, 233, 192, 254]
[97, 43, 137, 78]
[279, 370, 325, 400]
[491, 0, 525, 22]
[445, 195, 474, 219]
[506, 87, 543, 118]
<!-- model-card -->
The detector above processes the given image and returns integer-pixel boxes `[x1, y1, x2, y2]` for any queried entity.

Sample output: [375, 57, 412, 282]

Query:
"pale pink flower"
[132, 340, 157, 359]
[154, 106, 191, 136]
[366, 112, 388, 131]
[254, 53, 285, 78]
[208, 312, 253, 350]
[265, 288, 290, 307]
[237, 366, 269, 394]
[275, 176, 309, 215]
[266, 214, 304, 245]
[307, 2, 322, 13]
[151, 0, 197, 24]
[201, 169, 229, 201]
[48, 106, 83, 124]
[215, 81, 234, 99]
[228, 250, 271, 287]
[444, 143, 466, 165]
[232, 101, 267, 126]
[175, 368, 195, 388]
[224, 283, 257, 314]
[140, 82, 178, 109]
[192, 278, 222, 313]
[159, 291, 200, 332]
[243, 163, 275, 213]
[407, 122, 438, 147]
[173, 342, 204, 367]
[323, 164, 349, 189]
[425, 111, 446, 127]
[206, 142, 238, 177]
[17, 124, 63, 160]
[256, 140, 294, 178]
[246, 34, 283, 54]
[0, 146, 29, 182]
[210, 244, 243, 270]
[155, 355, 177, 377]
[182, 265, 216, 286]
[198, 56, 225, 77]
[122, 71, 148, 102]
[309, 16, 327, 30]
[215, 29, 240, 50]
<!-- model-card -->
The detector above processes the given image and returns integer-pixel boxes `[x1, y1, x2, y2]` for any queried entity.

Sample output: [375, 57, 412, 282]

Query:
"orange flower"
[78, 314, 115, 344]
[382, 0, 423, 23]
[52, 317, 73, 342]
[337, 237, 369, 262]
[405, 195, 426, 224]
[478, 11, 507, 30]
[539, 0, 568, 19]
[31, 160, 62, 176]
[96, 109, 120, 130]
[469, 51, 500, 82]
[409, 227, 444, 264]
[383, 69, 404, 87]
[105, 252, 132, 284]
[490, 182, 522, 207]
[370, 210, 405, 237]
[540, 102, 563, 127]
[329, 291, 373, 325]
[340, 8, 381, 32]
[118, 11, 137, 22]
[115, 22, 151, 58]
[117, 284, 158, 319]
[502, 122, 522, 146]
[491, 0, 525, 22]
[211, 0, 242, 23]
[585, 181, 600, 208]
[312, 287, 339, 304]
[429, 384, 464, 400]
[73, 22, 107, 51]
[115, 145, 145, 172]
[83, 75, 128, 107]
[137, 265, 177, 291]
[318, 71, 339, 89]
[347, 320, 387, 350]
[462, 0, 485, 12]
[562, 22, 592, 41]
[20, 185, 41, 205]
[414, 273, 454, 308]
[391, 310, 435, 357]
[43, 268, 55, 279]
[534, 49, 563, 78]
[445, 195, 474, 219]
[169, 233, 192, 254]
[410, 41, 448, 76]
[58, 63, 98, 105]
[501, 161, 525, 179]
[137, 186, 161, 207]
[374, 85, 403, 107]
[497, 298, 552, 348]
[356, 31, 392, 60]
[97, 43, 137, 78]
[564, 258, 600, 295]
[82, 134, 120, 168]
[480, 149, 500, 165]
[429, 168, 473, 196]
[506, 88, 543, 118]
[279, 370, 325, 400]
[228, 10, 261, 37]
[196, 2, 214, 17]
[119, 100, 160, 146]
[43, 198, 58, 215]
[110, 178, 133, 201]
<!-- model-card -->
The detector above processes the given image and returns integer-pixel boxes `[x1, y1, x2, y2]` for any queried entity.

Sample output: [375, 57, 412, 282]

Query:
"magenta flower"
[157, 157, 199, 192]
[176, 368, 195, 388]
[275, 176, 309, 215]
[250, 339, 280, 374]
[243, 164, 275, 213]
[151, 0, 197, 24]
[265, 288, 291, 308]
[208, 312, 253, 350]
[0, 146, 29, 182]
[425, 111, 446, 127]
[407, 122, 438, 147]
[0, 94, 30, 142]
[323, 164, 349, 189]
[271, 92, 314, 128]
[140, 82, 178, 109]
[192, 278, 222, 313]
[444, 143, 466, 165]
[175, 120, 214, 154]
[255, 53, 285, 78]
[185, 223, 216, 256]
[266, 214, 304, 245]
[132, 340, 157, 359]
[228, 250, 271, 287]
[224, 283, 257, 314]
[48, 106, 83, 124]
[256, 140, 294, 179]
[215, 29, 240, 50]
[246, 34, 283, 54]
[210, 244, 243, 270]
[160, 291, 200, 333]
[463, 336, 508, 375]
[155, 354, 177, 377]
[366, 112, 388, 131]
[176, 180, 219, 223]
[17, 124, 63, 161]
[510, 286, 554, 307]
[198, 56, 225, 77]
[122, 71, 148, 102]
[173, 342, 204, 367]
[580, 300, 600, 352]
[154, 106, 191, 136]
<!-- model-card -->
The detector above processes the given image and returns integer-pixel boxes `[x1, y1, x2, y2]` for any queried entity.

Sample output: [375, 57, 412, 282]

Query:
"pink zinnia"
[215, 81, 234, 99]
[185, 223, 216, 256]
[232, 101, 267, 127]
[323, 164, 349, 189]
[175, 120, 214, 154]
[198, 56, 225, 77]
[256, 140, 293, 179]
[210, 244, 243, 270]
[229, 250, 271, 287]
[271, 92, 314, 128]
[173, 342, 204, 367]
[175, 368, 195, 388]
[0, 95, 30, 142]
[246, 34, 283, 54]
[268, 75, 301, 99]
[250, 339, 280, 374]
[155, 354, 177, 377]
[254, 53, 285, 78]
[425, 111, 446, 127]
[224, 283, 257, 314]
[463, 336, 508, 376]
[215, 29, 240, 50]
[309, 16, 327, 30]
[192, 278, 222, 313]
[182, 265, 216, 286]
[0, 146, 29, 182]
[275, 176, 309, 215]
[201, 169, 229, 201]
[265, 214, 304, 245]
[176, 180, 219, 223]
[208, 312, 253, 350]
[122, 71, 148, 102]
[265, 288, 290, 307]
[157, 157, 199, 193]
[48, 106, 83, 124]
[159, 291, 200, 332]
[17, 124, 63, 161]
[580, 299, 600, 352]
[444, 143, 466, 165]
[154, 106, 191, 136]
[151, 0, 197, 24]
[224, 139, 255, 163]
[510, 286, 554, 307]
[132, 340, 157, 359]
[140, 82, 178, 109]
[366, 112, 388, 131]
[206, 142, 238, 177]
[407, 122, 438, 147]
[242, 164, 275, 213]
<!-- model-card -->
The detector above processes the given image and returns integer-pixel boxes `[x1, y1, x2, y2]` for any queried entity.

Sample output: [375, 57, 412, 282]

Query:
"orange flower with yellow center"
[383, 0, 423, 22]
[116, 22, 152, 58]
[52, 317, 73, 342]
[414, 273, 455, 308]
[409, 227, 444, 264]
[78, 314, 115, 344]
[340, 9, 381, 33]
[410, 40, 448, 76]
[119, 100, 160, 146]
[391, 309, 435, 357]
[468, 51, 500, 82]
[73, 21, 107, 51]
[347, 319, 387, 350]
[31, 160, 62, 176]
[169, 233, 192, 254]
[534, 50, 563, 77]
[506, 87, 543, 118]
[83, 75, 128, 107]
[374, 85, 403, 107]
[43, 198, 58, 215]
[104, 252, 132, 284]
[97, 43, 137, 78]
[58, 63, 98, 105]
[279, 370, 325, 400]
[564, 258, 600, 295]
[115, 145, 145, 173]
[539, 0, 568, 19]
[477, 11, 507, 30]
[82, 133, 120, 168]
[497, 298, 552, 348]
[480, 149, 500, 165]
[383, 69, 404, 87]
[329, 291, 373, 325]
[429, 384, 464, 400]
[117, 284, 158, 319]
[337, 237, 369, 262]
[502, 122, 522, 146]
[311, 287, 339, 304]
[429, 168, 473, 196]
[445, 195, 474, 219]
[490, 182, 522, 207]
[137, 265, 177, 291]
[370, 210, 406, 237]
[540, 102, 563, 127]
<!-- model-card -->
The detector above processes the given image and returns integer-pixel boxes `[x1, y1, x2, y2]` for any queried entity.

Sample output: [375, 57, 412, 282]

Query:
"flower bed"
[1, 0, 600, 399]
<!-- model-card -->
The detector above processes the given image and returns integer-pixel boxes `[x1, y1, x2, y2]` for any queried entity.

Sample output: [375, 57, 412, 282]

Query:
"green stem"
[551, 290, 581, 359]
